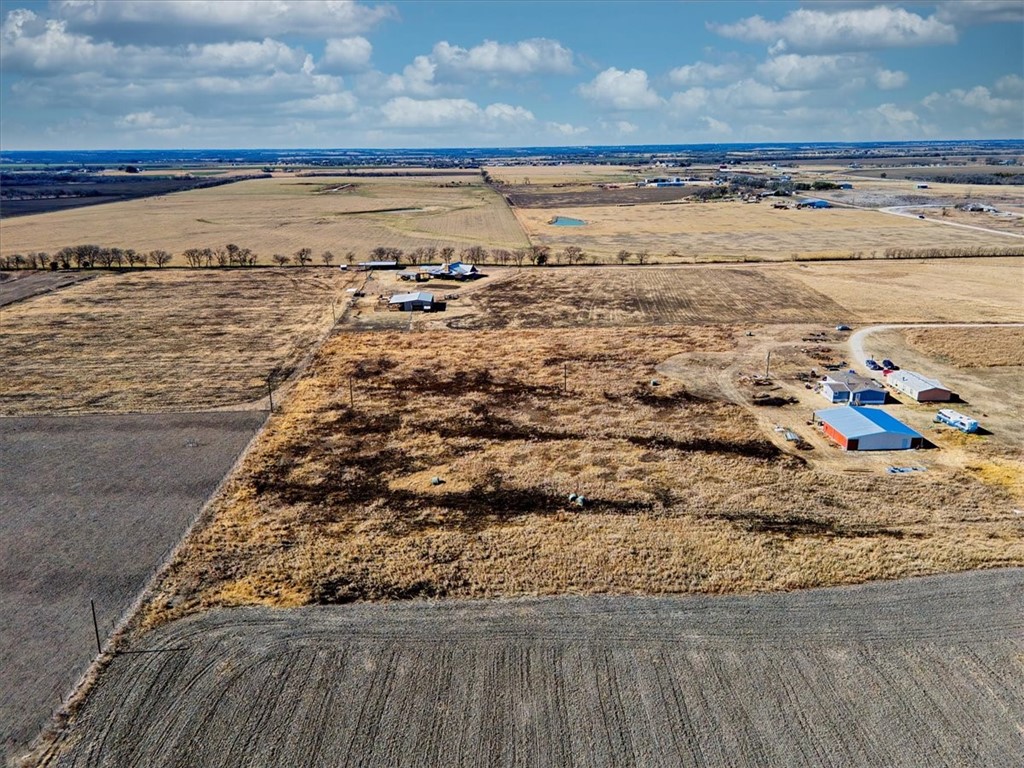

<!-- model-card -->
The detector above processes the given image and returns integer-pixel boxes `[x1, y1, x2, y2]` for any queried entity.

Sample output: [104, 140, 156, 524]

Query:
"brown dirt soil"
[0, 268, 354, 414]
[0, 411, 265, 763]
[36, 570, 1024, 768]
[903, 326, 1024, 368]
[135, 327, 1023, 630]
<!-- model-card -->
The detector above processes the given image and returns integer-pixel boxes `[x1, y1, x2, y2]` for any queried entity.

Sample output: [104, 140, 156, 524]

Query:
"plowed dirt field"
[39, 569, 1024, 768]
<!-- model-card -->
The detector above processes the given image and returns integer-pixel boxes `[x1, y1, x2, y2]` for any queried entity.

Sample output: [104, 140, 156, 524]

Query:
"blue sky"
[1, 0, 1021, 149]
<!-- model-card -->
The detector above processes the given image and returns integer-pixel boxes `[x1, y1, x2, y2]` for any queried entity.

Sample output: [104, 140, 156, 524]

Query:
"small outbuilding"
[819, 372, 886, 405]
[798, 198, 832, 209]
[388, 291, 434, 311]
[815, 406, 924, 451]
[886, 370, 953, 402]
[358, 260, 399, 270]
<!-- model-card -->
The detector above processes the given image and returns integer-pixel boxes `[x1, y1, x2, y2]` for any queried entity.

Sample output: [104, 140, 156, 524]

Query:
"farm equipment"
[934, 409, 979, 434]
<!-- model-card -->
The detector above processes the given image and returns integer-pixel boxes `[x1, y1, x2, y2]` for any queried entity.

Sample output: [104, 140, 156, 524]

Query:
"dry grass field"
[0, 174, 529, 263]
[903, 326, 1024, 368]
[133, 325, 1023, 630]
[447, 267, 848, 328]
[785, 257, 1024, 323]
[37, 571, 1024, 768]
[0, 269, 353, 414]
[512, 201, 1020, 261]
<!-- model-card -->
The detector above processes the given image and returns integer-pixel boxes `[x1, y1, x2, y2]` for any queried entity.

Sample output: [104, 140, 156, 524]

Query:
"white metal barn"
[886, 370, 953, 402]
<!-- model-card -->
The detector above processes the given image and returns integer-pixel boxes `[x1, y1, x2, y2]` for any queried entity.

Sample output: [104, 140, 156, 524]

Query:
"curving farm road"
[848, 322, 1024, 370]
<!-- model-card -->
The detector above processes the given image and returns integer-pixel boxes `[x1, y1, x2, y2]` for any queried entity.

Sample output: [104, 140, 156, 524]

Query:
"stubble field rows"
[40, 570, 1024, 768]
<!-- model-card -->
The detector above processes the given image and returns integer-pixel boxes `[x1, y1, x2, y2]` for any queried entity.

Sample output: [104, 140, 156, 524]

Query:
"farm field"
[132, 325, 1023, 630]
[0, 270, 94, 307]
[0, 411, 265, 763]
[447, 266, 849, 328]
[786, 257, 1024, 323]
[0, 173, 529, 263]
[0, 268, 353, 414]
[512, 201, 1020, 261]
[439, 259, 1024, 329]
[903, 325, 1024, 368]
[38, 570, 1024, 768]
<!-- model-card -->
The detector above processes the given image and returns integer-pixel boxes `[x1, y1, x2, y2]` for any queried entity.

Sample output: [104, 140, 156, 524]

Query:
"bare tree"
[295, 247, 313, 267]
[149, 250, 172, 267]
[461, 244, 487, 263]
[271, 253, 291, 267]
[562, 245, 585, 265]
[183, 248, 205, 268]
[617, 249, 631, 265]
[440, 246, 455, 262]
[512, 248, 529, 267]
[635, 249, 650, 265]
[124, 248, 141, 267]
[321, 250, 335, 266]
[530, 245, 550, 265]
[213, 246, 229, 267]
[345, 250, 356, 264]
[492, 248, 511, 266]
[55, 247, 74, 269]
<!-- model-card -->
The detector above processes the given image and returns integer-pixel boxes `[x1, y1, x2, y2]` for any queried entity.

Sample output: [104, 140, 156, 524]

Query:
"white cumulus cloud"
[668, 61, 743, 87]
[712, 6, 957, 53]
[380, 97, 534, 128]
[54, 0, 396, 42]
[756, 53, 907, 91]
[322, 37, 373, 72]
[935, 1, 1024, 25]
[432, 38, 574, 75]
[578, 67, 662, 110]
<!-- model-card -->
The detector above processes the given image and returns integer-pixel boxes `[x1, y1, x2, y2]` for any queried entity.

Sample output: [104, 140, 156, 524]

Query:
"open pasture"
[37, 570, 1024, 768]
[134, 326, 1022, 630]
[786, 257, 1024, 323]
[903, 326, 1024, 368]
[0, 269, 352, 414]
[512, 200, 1019, 261]
[1, 411, 265, 763]
[0, 174, 529, 262]
[448, 266, 848, 328]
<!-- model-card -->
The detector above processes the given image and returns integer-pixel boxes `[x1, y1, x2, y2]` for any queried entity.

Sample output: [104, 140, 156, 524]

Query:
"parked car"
[866, 359, 882, 370]
[835, 324, 851, 331]
[882, 359, 897, 369]
[917, 214, 926, 219]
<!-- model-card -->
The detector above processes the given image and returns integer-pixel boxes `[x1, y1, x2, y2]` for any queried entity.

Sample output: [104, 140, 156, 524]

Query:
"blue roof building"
[815, 406, 924, 451]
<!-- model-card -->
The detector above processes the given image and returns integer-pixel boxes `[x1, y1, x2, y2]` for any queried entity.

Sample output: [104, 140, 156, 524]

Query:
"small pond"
[550, 216, 586, 226]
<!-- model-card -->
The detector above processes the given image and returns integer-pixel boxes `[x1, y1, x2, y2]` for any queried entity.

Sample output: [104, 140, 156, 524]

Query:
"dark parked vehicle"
[882, 359, 897, 370]
[866, 359, 882, 371]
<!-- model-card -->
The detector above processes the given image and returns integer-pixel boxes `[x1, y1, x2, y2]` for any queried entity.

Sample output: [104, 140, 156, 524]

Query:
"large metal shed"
[885, 370, 953, 402]
[815, 406, 924, 451]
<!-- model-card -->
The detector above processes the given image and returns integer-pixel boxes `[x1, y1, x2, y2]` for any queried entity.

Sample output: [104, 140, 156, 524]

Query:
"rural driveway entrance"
[0, 411, 265, 763]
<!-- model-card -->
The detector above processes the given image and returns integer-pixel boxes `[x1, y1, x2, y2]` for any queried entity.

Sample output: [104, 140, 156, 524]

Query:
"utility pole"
[765, 350, 771, 378]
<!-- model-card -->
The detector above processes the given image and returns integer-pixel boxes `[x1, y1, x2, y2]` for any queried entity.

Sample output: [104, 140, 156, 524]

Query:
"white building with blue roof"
[815, 406, 924, 451]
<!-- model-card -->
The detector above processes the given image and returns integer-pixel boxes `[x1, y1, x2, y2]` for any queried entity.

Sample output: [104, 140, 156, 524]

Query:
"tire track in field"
[40, 569, 1024, 768]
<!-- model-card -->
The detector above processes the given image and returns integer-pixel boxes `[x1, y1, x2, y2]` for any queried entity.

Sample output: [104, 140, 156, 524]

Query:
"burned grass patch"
[712, 510, 921, 539]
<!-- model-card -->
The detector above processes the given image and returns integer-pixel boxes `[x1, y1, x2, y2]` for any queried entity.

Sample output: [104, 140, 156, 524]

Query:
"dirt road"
[879, 205, 1024, 239]
[848, 322, 1024, 368]
[38, 569, 1024, 767]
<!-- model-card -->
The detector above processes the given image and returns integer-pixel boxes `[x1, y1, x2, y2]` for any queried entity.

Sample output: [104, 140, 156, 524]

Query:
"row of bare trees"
[0, 245, 174, 270]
